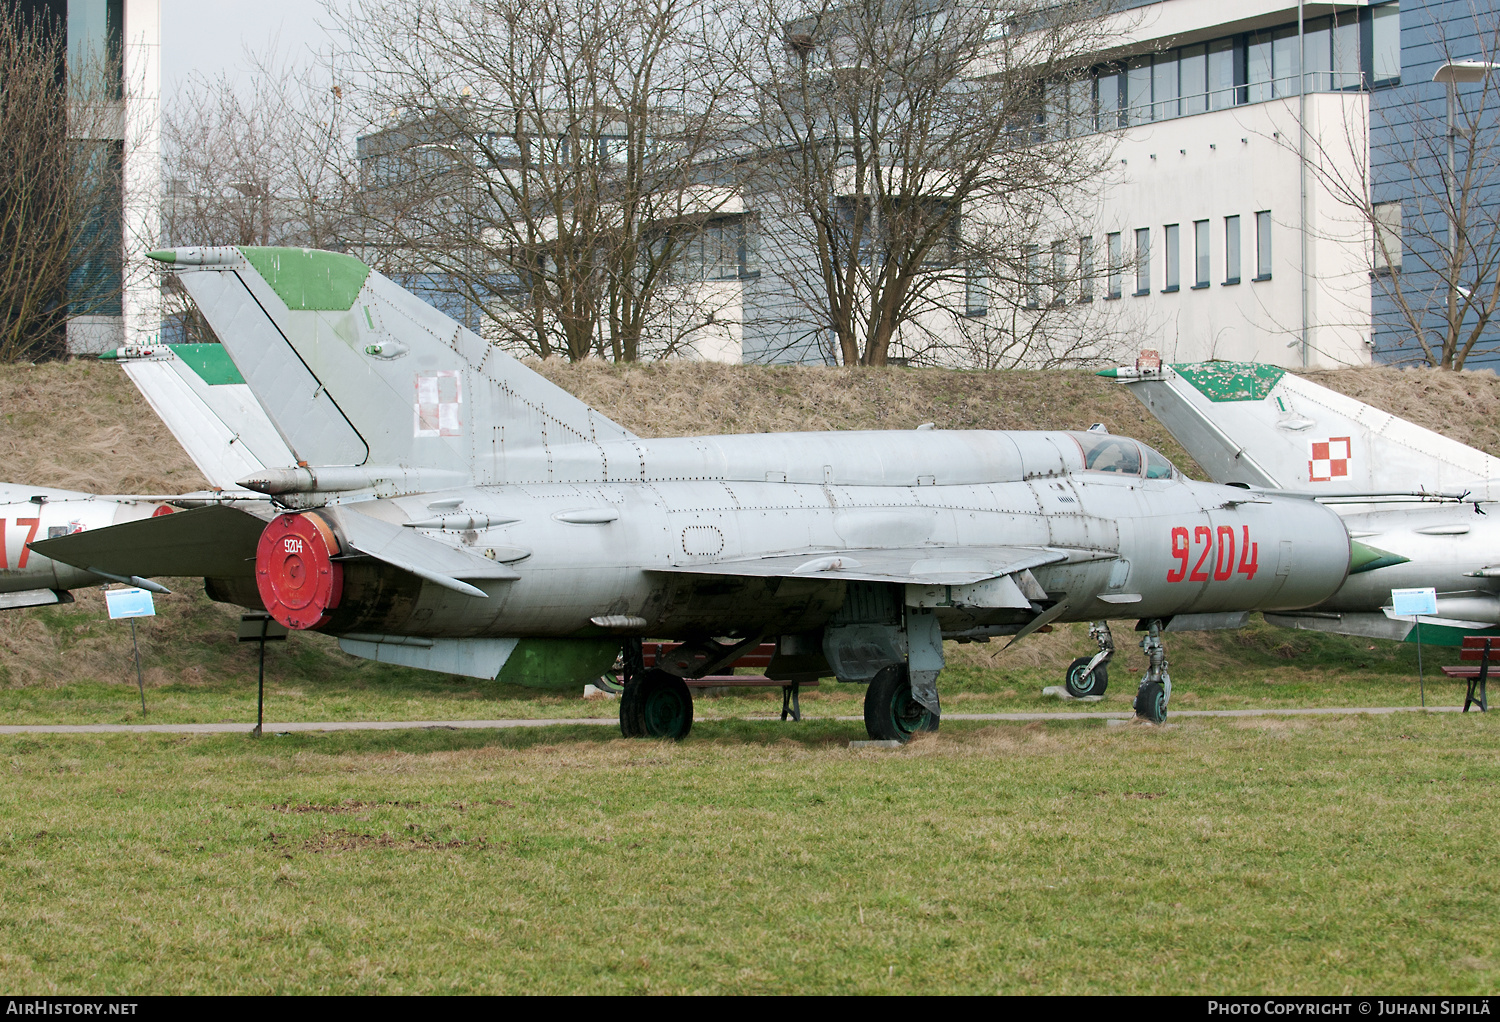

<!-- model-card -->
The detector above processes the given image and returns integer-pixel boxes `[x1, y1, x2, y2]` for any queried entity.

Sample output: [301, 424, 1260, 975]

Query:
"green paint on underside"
[1403, 622, 1500, 647]
[173, 343, 245, 386]
[1172, 362, 1287, 402]
[1348, 540, 1411, 575]
[495, 638, 621, 691]
[237, 247, 371, 312]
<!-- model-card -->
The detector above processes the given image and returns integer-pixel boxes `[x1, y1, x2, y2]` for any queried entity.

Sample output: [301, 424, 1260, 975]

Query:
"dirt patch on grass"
[269, 800, 423, 814]
[266, 827, 487, 854]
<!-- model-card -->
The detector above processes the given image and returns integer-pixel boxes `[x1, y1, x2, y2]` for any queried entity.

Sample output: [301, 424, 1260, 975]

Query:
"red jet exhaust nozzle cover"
[255, 513, 344, 630]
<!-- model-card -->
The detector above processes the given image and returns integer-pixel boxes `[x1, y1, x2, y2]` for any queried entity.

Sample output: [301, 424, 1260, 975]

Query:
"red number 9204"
[1167, 525, 1258, 582]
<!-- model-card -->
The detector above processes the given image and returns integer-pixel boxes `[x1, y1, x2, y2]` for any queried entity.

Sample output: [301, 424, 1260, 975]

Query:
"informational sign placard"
[104, 587, 156, 620]
[1391, 587, 1438, 617]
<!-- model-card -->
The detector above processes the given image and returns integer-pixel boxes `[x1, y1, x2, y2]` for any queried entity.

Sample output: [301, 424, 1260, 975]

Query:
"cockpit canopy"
[1068, 432, 1177, 480]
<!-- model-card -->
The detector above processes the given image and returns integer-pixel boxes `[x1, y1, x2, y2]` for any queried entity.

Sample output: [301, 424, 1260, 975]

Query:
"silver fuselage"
[283, 430, 1353, 641]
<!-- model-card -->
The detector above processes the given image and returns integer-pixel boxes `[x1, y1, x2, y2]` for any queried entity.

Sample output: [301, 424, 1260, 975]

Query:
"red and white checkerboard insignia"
[1308, 436, 1351, 482]
[414, 371, 462, 438]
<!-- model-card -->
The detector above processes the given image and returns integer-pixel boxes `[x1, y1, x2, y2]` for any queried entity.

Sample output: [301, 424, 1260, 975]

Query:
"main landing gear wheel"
[1064, 657, 1109, 698]
[1134, 681, 1167, 723]
[863, 664, 939, 743]
[620, 668, 693, 741]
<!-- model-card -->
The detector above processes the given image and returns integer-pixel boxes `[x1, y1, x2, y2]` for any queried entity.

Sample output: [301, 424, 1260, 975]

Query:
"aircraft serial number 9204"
[1168, 526, 1260, 582]
[32, 246, 1356, 742]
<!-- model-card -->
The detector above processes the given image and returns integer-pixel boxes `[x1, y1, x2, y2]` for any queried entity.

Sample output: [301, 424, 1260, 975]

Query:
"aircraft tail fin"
[1103, 360, 1500, 500]
[152, 247, 634, 487]
[101, 343, 294, 492]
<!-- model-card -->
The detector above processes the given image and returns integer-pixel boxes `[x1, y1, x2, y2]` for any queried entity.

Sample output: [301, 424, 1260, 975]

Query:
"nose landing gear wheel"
[620, 668, 693, 741]
[863, 664, 939, 743]
[1134, 681, 1167, 723]
[1065, 657, 1109, 698]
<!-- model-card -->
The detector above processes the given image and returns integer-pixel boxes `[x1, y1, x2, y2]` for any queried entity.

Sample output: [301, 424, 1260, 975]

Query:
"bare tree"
[335, 0, 751, 362]
[1296, 4, 1500, 370]
[0, 1, 127, 362]
[162, 59, 354, 251]
[160, 56, 358, 341]
[732, 0, 1120, 367]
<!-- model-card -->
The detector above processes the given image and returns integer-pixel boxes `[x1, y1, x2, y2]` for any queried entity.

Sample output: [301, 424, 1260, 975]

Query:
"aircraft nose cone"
[255, 513, 343, 630]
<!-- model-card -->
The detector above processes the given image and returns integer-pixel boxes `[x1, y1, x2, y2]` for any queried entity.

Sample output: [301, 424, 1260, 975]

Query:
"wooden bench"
[632, 643, 819, 721]
[1439, 636, 1494, 713]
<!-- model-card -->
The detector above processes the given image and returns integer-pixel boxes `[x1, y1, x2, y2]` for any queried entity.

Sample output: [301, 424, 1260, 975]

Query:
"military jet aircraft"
[0, 483, 178, 609]
[1103, 355, 1500, 647]
[34, 247, 1354, 741]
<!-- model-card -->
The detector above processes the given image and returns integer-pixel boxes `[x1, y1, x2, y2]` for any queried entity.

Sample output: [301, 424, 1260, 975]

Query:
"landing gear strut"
[1064, 620, 1114, 698]
[1133, 619, 1171, 723]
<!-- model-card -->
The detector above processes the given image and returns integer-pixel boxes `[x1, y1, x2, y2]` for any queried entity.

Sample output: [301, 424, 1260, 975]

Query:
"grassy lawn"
[1, 712, 1496, 994]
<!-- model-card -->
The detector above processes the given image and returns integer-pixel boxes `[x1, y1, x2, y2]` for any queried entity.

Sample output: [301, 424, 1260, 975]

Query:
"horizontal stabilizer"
[28, 504, 273, 579]
[652, 546, 1066, 586]
[326, 507, 520, 596]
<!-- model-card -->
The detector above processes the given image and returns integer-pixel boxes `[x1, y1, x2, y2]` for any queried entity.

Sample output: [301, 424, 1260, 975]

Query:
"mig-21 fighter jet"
[34, 248, 1357, 741]
[1104, 355, 1500, 647]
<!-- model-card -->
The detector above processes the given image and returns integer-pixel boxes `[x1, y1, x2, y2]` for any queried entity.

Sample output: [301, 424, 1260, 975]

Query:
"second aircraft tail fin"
[1103, 360, 1500, 500]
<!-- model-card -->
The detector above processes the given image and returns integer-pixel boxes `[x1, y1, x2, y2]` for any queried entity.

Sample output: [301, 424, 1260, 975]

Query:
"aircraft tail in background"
[100, 343, 293, 493]
[1101, 360, 1500, 501]
[150, 247, 636, 495]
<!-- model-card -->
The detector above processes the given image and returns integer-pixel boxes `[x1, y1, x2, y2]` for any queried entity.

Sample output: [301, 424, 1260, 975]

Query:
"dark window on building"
[1254, 210, 1273, 280]
[68, 138, 123, 316]
[660, 214, 759, 281]
[1023, 244, 1041, 308]
[1247, 30, 1273, 103]
[1180, 44, 1207, 116]
[1126, 55, 1152, 125]
[1208, 38, 1237, 109]
[1333, 12, 1361, 90]
[1134, 227, 1150, 296]
[1373, 201, 1402, 273]
[1193, 219, 1210, 288]
[1051, 239, 1068, 305]
[1224, 215, 1241, 284]
[965, 262, 988, 317]
[1153, 51, 1179, 121]
[1271, 26, 1299, 98]
[67, 0, 123, 99]
[1106, 232, 1122, 299]
[1162, 223, 1180, 292]
[1370, 2, 1401, 85]
[1096, 68, 1122, 130]
[1079, 237, 1094, 302]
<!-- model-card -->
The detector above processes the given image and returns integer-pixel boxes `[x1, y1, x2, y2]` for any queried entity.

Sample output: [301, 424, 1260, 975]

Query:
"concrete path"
[0, 704, 1476, 735]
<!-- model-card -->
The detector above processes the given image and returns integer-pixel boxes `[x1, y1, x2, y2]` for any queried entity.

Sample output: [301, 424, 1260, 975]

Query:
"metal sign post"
[105, 587, 157, 716]
[1391, 588, 1439, 708]
[237, 613, 288, 736]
